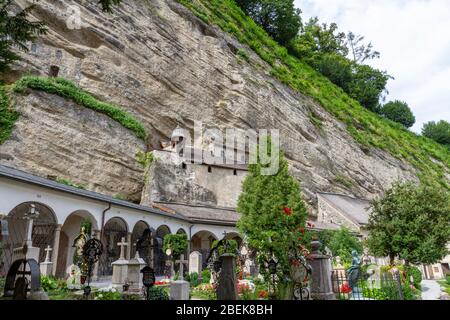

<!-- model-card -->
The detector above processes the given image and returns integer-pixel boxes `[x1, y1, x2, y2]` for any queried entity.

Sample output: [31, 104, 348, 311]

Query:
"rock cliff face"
[1, 0, 422, 213]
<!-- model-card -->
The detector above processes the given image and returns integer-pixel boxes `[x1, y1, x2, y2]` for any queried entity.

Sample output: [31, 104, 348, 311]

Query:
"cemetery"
[1, 131, 445, 301]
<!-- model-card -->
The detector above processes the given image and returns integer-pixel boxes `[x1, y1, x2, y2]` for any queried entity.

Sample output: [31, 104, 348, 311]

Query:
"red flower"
[299, 227, 305, 235]
[340, 283, 352, 294]
[258, 290, 269, 298]
[284, 207, 292, 216]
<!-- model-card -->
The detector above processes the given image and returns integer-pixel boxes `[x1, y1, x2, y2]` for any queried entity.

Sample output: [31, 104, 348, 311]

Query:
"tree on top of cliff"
[237, 137, 308, 299]
[235, 0, 302, 45]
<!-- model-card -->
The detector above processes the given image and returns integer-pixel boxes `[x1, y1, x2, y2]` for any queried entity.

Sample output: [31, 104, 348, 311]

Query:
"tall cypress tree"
[237, 138, 308, 298]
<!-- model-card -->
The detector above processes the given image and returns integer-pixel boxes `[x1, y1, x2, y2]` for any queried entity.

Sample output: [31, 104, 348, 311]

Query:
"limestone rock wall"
[2, 0, 423, 214]
[0, 90, 146, 202]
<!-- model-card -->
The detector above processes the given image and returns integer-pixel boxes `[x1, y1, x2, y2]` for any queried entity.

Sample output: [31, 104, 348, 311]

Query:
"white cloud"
[294, 0, 450, 132]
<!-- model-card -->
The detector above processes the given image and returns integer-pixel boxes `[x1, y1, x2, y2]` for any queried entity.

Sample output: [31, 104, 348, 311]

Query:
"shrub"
[446, 275, 450, 286]
[147, 286, 170, 300]
[379, 101, 416, 128]
[405, 266, 422, 290]
[40, 276, 67, 293]
[0, 86, 19, 145]
[201, 269, 211, 284]
[163, 234, 188, 260]
[95, 286, 122, 300]
[187, 272, 200, 287]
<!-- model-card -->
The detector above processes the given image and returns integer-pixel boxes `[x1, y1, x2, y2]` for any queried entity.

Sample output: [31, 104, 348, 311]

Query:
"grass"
[178, 0, 450, 189]
[11, 76, 147, 140]
[56, 178, 87, 190]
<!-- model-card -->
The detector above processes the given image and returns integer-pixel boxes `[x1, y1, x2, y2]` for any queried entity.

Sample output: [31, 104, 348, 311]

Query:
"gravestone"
[189, 251, 202, 275]
[126, 251, 146, 292]
[39, 245, 53, 276]
[112, 237, 129, 286]
[217, 254, 238, 300]
[170, 254, 190, 300]
[66, 264, 82, 290]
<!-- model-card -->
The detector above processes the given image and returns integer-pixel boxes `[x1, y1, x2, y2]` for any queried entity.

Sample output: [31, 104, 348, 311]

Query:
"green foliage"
[237, 49, 250, 62]
[0, 0, 47, 73]
[366, 182, 450, 265]
[211, 239, 239, 256]
[328, 227, 363, 265]
[235, 0, 301, 45]
[114, 193, 127, 200]
[422, 120, 450, 148]
[446, 275, 450, 285]
[177, 0, 450, 190]
[147, 286, 170, 300]
[56, 178, 86, 190]
[81, 218, 92, 237]
[40, 276, 68, 293]
[237, 137, 308, 294]
[12, 76, 146, 140]
[201, 269, 211, 284]
[191, 284, 217, 300]
[380, 100, 416, 128]
[334, 175, 354, 189]
[405, 266, 422, 290]
[95, 287, 122, 300]
[163, 233, 188, 260]
[186, 272, 200, 287]
[288, 18, 390, 112]
[0, 86, 19, 144]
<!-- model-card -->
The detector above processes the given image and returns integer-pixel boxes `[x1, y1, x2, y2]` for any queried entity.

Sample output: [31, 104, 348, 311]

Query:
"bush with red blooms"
[340, 282, 352, 294]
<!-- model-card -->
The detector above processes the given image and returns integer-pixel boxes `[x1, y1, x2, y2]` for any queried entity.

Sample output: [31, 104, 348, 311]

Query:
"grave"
[309, 240, 335, 300]
[112, 237, 129, 287]
[39, 245, 53, 276]
[126, 251, 146, 292]
[66, 264, 82, 290]
[217, 254, 238, 300]
[189, 251, 202, 276]
[170, 254, 189, 300]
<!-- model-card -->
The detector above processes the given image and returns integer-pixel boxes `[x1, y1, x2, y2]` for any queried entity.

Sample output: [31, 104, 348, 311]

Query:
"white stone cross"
[117, 237, 128, 260]
[175, 254, 188, 281]
[44, 245, 52, 263]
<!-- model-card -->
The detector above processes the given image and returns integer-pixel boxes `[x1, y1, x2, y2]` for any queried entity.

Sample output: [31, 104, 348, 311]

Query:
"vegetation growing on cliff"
[0, 85, 19, 144]
[178, 0, 449, 188]
[12, 76, 146, 140]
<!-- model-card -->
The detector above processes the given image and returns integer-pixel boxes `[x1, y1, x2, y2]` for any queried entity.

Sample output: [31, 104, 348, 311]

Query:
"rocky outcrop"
[2, 0, 423, 214]
[0, 90, 146, 202]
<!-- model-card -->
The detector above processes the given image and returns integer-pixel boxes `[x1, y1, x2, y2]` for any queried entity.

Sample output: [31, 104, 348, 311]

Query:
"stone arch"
[154, 225, 171, 276]
[131, 220, 150, 260]
[2, 202, 57, 274]
[191, 230, 218, 266]
[55, 210, 99, 278]
[98, 217, 128, 277]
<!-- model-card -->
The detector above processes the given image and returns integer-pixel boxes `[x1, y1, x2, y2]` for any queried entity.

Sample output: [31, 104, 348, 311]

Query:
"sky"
[294, 0, 450, 133]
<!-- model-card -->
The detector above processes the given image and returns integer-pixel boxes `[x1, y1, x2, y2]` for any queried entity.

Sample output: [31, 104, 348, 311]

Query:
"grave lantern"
[268, 258, 277, 275]
[141, 266, 155, 288]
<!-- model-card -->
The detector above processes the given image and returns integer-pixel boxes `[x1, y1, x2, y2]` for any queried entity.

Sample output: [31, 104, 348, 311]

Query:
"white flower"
[98, 294, 103, 298]
[111, 288, 116, 292]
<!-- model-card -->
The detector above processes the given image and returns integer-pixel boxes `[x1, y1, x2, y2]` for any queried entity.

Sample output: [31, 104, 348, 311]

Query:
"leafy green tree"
[346, 64, 391, 113]
[379, 100, 416, 128]
[237, 138, 308, 299]
[163, 234, 188, 260]
[366, 182, 450, 266]
[327, 227, 363, 265]
[235, 0, 301, 45]
[422, 120, 450, 148]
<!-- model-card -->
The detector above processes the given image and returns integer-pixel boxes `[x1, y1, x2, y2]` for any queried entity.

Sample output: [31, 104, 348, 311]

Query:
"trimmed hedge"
[12, 76, 146, 140]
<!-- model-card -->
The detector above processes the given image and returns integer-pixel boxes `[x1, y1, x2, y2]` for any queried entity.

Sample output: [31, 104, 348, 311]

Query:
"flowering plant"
[340, 282, 352, 294]
[94, 286, 122, 300]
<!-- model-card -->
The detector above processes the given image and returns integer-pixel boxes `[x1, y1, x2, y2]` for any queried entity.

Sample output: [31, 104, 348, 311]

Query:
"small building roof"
[318, 192, 372, 225]
[155, 202, 239, 226]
